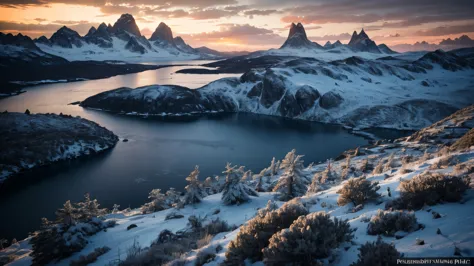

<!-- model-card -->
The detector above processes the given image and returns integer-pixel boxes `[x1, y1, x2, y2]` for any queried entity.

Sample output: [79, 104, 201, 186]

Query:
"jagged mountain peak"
[281, 22, 321, 49]
[334, 40, 342, 46]
[324, 41, 332, 48]
[348, 28, 381, 53]
[86, 26, 97, 37]
[112, 13, 141, 36]
[288, 22, 307, 39]
[150, 22, 174, 43]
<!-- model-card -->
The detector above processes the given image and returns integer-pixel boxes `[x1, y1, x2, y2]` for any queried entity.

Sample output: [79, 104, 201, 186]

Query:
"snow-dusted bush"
[273, 151, 307, 200]
[165, 188, 182, 208]
[350, 236, 401, 266]
[360, 158, 370, 173]
[393, 172, 469, 210]
[75, 193, 107, 221]
[256, 200, 279, 218]
[337, 176, 380, 206]
[429, 155, 459, 170]
[383, 153, 396, 172]
[262, 212, 354, 265]
[141, 189, 168, 214]
[224, 200, 308, 263]
[183, 166, 207, 205]
[341, 155, 353, 179]
[195, 248, 216, 266]
[367, 210, 418, 236]
[202, 218, 231, 235]
[30, 217, 115, 265]
[221, 163, 258, 205]
[70, 246, 110, 266]
[450, 128, 474, 151]
[372, 159, 384, 174]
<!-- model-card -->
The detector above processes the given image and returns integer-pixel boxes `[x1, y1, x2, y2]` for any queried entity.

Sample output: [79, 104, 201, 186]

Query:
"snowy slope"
[3, 105, 473, 266]
[36, 37, 203, 63]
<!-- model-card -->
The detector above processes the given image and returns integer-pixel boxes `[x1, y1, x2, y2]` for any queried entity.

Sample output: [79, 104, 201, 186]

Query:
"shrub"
[262, 212, 354, 265]
[197, 233, 213, 249]
[337, 176, 380, 206]
[450, 128, 474, 151]
[224, 200, 308, 263]
[70, 246, 111, 266]
[373, 159, 384, 174]
[202, 218, 231, 235]
[360, 158, 370, 173]
[350, 236, 402, 266]
[429, 155, 459, 170]
[195, 248, 216, 266]
[367, 210, 418, 236]
[393, 172, 469, 210]
[383, 153, 396, 172]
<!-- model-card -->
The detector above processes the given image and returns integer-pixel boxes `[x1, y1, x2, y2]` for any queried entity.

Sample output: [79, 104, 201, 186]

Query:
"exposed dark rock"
[280, 22, 323, 49]
[260, 70, 286, 108]
[320, 91, 343, 109]
[295, 85, 320, 112]
[125, 37, 146, 54]
[111, 13, 141, 37]
[127, 224, 137, 230]
[247, 82, 262, 97]
[49, 26, 83, 48]
[348, 29, 381, 53]
[240, 69, 264, 83]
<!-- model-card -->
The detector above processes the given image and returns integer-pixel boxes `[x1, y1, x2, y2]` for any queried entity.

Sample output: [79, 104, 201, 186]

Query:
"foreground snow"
[3, 105, 473, 265]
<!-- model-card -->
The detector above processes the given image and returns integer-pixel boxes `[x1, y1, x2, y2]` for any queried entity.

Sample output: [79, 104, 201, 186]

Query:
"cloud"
[180, 23, 285, 48]
[0, 20, 95, 37]
[275, 0, 474, 27]
[34, 18, 47, 22]
[415, 23, 474, 36]
[308, 33, 351, 42]
[52, 20, 90, 25]
[99, 4, 140, 15]
[0, 0, 236, 8]
[243, 9, 278, 16]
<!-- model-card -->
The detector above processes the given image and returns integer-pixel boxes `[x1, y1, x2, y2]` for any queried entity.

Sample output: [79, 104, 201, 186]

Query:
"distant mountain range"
[1, 13, 247, 62]
[392, 35, 474, 52]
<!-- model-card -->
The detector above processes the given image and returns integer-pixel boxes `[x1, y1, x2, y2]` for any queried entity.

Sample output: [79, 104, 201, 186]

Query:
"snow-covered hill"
[0, 112, 118, 182]
[80, 49, 474, 130]
[3, 105, 473, 266]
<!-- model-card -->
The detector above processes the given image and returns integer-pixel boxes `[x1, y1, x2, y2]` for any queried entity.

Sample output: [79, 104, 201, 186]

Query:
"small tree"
[242, 170, 253, 181]
[341, 155, 352, 180]
[337, 176, 380, 206]
[373, 159, 384, 175]
[360, 158, 369, 172]
[255, 175, 264, 192]
[76, 193, 105, 221]
[221, 163, 258, 205]
[112, 204, 120, 214]
[307, 172, 322, 194]
[55, 200, 78, 226]
[273, 153, 307, 200]
[263, 212, 354, 265]
[383, 153, 396, 172]
[183, 165, 206, 205]
[367, 210, 418, 236]
[141, 189, 168, 214]
[165, 188, 182, 208]
[269, 157, 278, 176]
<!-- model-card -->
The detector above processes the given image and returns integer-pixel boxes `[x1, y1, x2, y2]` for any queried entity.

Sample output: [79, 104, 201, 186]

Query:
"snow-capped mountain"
[32, 13, 219, 62]
[348, 29, 381, 53]
[281, 22, 323, 49]
[264, 23, 398, 60]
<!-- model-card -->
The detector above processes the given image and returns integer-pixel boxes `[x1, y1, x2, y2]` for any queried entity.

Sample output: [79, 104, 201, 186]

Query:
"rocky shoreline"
[0, 112, 119, 183]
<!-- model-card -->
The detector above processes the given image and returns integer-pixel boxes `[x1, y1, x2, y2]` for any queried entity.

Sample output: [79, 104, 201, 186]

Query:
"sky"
[0, 0, 473, 52]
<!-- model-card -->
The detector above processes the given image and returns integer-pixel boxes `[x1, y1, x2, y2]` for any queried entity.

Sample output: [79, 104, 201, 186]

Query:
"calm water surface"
[0, 61, 407, 240]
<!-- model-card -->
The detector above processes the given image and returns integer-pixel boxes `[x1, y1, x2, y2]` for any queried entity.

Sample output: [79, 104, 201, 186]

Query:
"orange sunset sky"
[1, 0, 473, 51]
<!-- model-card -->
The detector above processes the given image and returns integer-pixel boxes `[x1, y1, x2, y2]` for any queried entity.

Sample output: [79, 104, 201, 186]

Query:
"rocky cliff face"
[111, 13, 141, 37]
[150, 22, 174, 44]
[49, 26, 84, 48]
[348, 29, 381, 53]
